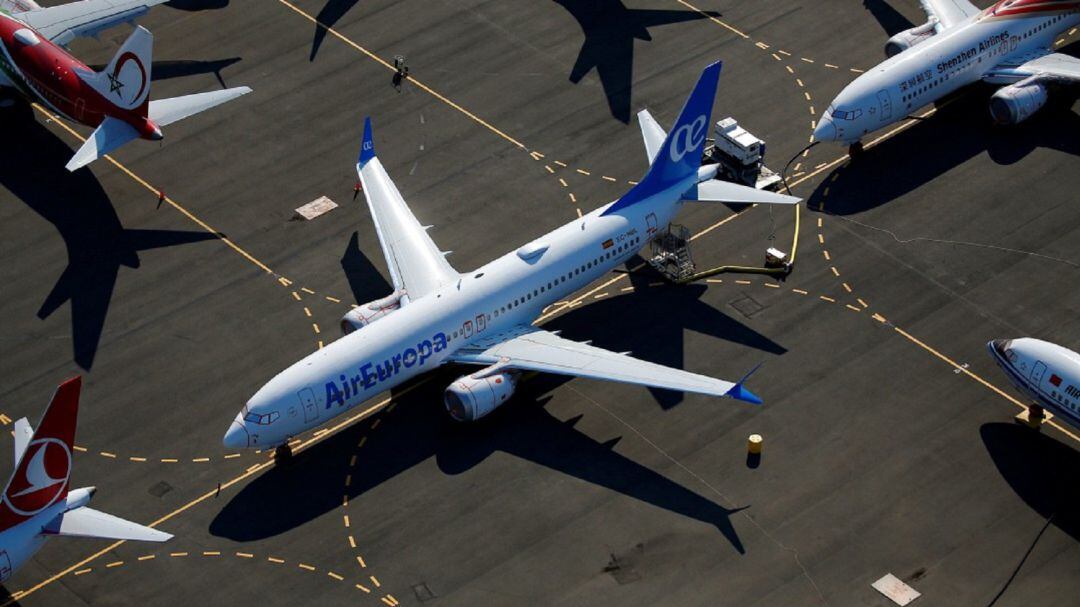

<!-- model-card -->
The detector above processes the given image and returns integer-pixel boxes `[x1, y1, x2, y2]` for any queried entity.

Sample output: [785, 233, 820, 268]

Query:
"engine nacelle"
[884, 21, 936, 57]
[444, 369, 518, 422]
[340, 291, 405, 334]
[989, 79, 1048, 125]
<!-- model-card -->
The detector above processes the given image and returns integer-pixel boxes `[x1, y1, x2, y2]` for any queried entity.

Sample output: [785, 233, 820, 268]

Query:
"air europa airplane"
[224, 62, 800, 458]
[0, 0, 250, 171]
[0, 377, 170, 583]
[814, 0, 1080, 154]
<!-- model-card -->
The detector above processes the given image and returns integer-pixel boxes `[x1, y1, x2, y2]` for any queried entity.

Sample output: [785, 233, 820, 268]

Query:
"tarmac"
[0, 1, 1077, 605]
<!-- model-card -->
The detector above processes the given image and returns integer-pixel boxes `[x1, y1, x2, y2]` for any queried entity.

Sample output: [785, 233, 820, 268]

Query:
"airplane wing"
[12, 418, 33, 466]
[919, 0, 980, 31]
[355, 117, 459, 304]
[985, 53, 1080, 84]
[449, 325, 763, 403]
[19, 0, 169, 46]
[44, 506, 172, 541]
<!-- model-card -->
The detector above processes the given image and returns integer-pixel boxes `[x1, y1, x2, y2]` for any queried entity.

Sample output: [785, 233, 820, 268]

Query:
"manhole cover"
[730, 293, 766, 318]
[148, 481, 172, 498]
[413, 582, 436, 602]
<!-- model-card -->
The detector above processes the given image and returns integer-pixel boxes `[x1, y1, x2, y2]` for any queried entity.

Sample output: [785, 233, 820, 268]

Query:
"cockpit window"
[831, 108, 862, 120]
[244, 410, 280, 425]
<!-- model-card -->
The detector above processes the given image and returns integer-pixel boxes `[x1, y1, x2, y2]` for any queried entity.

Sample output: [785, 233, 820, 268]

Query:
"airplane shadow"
[165, 0, 231, 11]
[552, 0, 720, 123]
[310, 0, 360, 61]
[980, 423, 1079, 541]
[863, 0, 915, 37]
[340, 231, 392, 305]
[807, 89, 1080, 215]
[0, 102, 221, 369]
[548, 260, 785, 409]
[210, 371, 748, 553]
[88, 58, 243, 90]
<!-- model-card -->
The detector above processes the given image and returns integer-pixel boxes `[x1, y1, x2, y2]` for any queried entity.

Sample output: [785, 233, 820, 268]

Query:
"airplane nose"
[813, 116, 836, 142]
[223, 417, 249, 449]
[989, 339, 1012, 356]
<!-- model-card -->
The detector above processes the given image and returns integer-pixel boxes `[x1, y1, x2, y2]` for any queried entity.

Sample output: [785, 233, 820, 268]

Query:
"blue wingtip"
[725, 362, 764, 405]
[358, 117, 375, 167]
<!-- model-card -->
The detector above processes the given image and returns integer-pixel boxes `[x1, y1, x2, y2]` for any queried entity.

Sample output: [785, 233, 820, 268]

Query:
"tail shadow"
[340, 231, 393, 305]
[310, 0, 361, 61]
[863, 0, 915, 37]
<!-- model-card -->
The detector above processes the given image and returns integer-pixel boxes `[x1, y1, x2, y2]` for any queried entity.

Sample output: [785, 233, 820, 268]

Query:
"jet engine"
[989, 79, 1048, 125]
[340, 291, 405, 334]
[444, 368, 518, 422]
[884, 21, 936, 57]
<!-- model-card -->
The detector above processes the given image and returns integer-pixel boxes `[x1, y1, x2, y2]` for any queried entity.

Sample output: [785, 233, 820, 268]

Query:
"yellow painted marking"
[825, 63, 838, 69]
[811, 119, 816, 129]
[192, 457, 210, 463]
[820, 296, 836, 303]
[304, 307, 312, 317]
[816, 217, 822, 228]
[203, 551, 220, 557]
[356, 584, 372, 593]
[236, 552, 254, 558]
[160, 458, 178, 463]
[386, 596, 400, 606]
[268, 557, 285, 564]
[569, 193, 577, 203]
[786, 65, 795, 74]
[873, 313, 887, 323]
[823, 250, 831, 261]
[371, 418, 381, 429]
[300, 287, 314, 295]
[778, 49, 791, 56]
[602, 175, 616, 181]
[0, 415, 9, 425]
[299, 563, 316, 571]
[842, 283, 852, 293]
[348, 535, 357, 549]
[771, 53, 781, 61]
[628, 180, 638, 185]
[350, 455, 358, 467]
[801, 57, 814, 63]
[343, 494, 349, 507]
[755, 41, 769, 49]
[343, 515, 351, 528]
[809, 105, 815, 115]
[846, 304, 861, 312]
[312, 323, 321, 334]
[796, 78, 804, 87]
[529, 151, 542, 160]
[621, 286, 635, 292]
[291, 291, 302, 301]
[74, 569, 92, 576]
[224, 453, 241, 459]
[318, 340, 324, 349]
[358, 436, 368, 448]
[817, 234, 824, 244]
[170, 552, 188, 558]
[792, 289, 809, 295]
[593, 292, 608, 299]
[138, 555, 156, 561]
[106, 561, 123, 568]
[815, 162, 827, 170]
[831, 267, 840, 277]
[357, 555, 367, 568]
[858, 298, 869, 308]
[576, 169, 590, 176]
[328, 572, 345, 581]
[545, 165, 554, 174]
[387, 402, 397, 412]
[851, 68, 864, 73]
[100, 451, 116, 458]
[764, 283, 780, 289]
[533, 151, 546, 159]
[370, 575, 382, 587]
[381, 598, 395, 606]
[554, 160, 567, 167]
[326, 296, 341, 303]
[279, 277, 293, 286]
[558, 178, 568, 188]
[247, 464, 261, 473]
[675, 0, 749, 37]
[795, 163, 803, 172]
[129, 456, 147, 462]
[345, 474, 352, 487]
[735, 280, 752, 285]
[804, 92, 811, 101]
[576, 208, 583, 218]
[313, 428, 329, 437]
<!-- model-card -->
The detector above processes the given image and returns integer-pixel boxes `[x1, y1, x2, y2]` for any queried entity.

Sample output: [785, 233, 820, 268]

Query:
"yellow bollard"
[747, 434, 763, 454]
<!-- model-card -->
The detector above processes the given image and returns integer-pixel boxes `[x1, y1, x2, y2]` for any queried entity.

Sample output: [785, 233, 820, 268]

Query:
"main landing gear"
[274, 443, 293, 464]
[847, 141, 864, 158]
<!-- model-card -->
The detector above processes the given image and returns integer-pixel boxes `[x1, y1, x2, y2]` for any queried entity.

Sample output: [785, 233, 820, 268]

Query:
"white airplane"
[988, 338, 1080, 429]
[0, 377, 171, 583]
[223, 62, 800, 457]
[814, 0, 1080, 153]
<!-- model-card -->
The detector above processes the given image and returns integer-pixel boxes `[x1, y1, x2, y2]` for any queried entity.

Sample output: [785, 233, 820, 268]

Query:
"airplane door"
[298, 387, 319, 421]
[0, 550, 11, 582]
[476, 314, 486, 332]
[463, 320, 473, 338]
[876, 89, 893, 121]
[74, 98, 85, 121]
[1031, 361, 1047, 385]
[646, 212, 658, 236]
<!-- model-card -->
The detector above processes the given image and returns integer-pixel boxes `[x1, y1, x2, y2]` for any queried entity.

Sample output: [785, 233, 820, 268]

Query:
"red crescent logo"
[112, 51, 147, 104]
[4, 438, 71, 516]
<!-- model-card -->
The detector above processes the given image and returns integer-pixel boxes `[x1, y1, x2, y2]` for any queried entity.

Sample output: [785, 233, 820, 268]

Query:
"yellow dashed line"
[326, 295, 341, 303]
[106, 561, 123, 568]
[778, 49, 791, 56]
[298, 563, 316, 571]
[558, 178, 568, 187]
[138, 555, 156, 561]
[831, 267, 840, 277]
[192, 457, 210, 463]
[735, 279, 752, 285]
[755, 41, 769, 49]
[348, 535, 357, 549]
[792, 289, 808, 295]
[312, 323, 321, 334]
[278, 277, 292, 287]
[786, 65, 795, 74]
[371, 418, 381, 429]
[764, 283, 780, 289]
[842, 283, 852, 293]
[569, 193, 577, 203]
[554, 160, 567, 167]
[268, 557, 285, 564]
[381, 598, 395, 606]
[820, 296, 836, 303]
[358, 436, 367, 448]
[873, 313, 887, 323]
[343, 515, 351, 528]
[817, 234, 824, 244]
[203, 551, 220, 557]
[545, 165, 554, 174]
[356, 584, 372, 593]
[801, 57, 814, 63]
[602, 175, 616, 181]
[576, 169, 590, 176]
[858, 298, 869, 308]
[318, 340, 324, 349]
[823, 250, 831, 261]
[236, 552, 254, 559]
[621, 286, 635, 292]
[594, 292, 608, 299]
[304, 307, 312, 317]
[850, 68, 864, 73]
[129, 456, 146, 462]
[370, 575, 382, 587]
[300, 287, 315, 295]
[169, 552, 188, 558]
[357, 555, 367, 568]
[328, 572, 345, 581]
[816, 217, 822, 228]
[224, 453, 241, 459]
[100, 451, 116, 458]
[772, 53, 781, 61]
[160, 458, 178, 463]
[74, 568, 92, 576]
[291, 291, 302, 301]
[0, 415, 9, 425]
[825, 63, 838, 69]
[845, 304, 862, 312]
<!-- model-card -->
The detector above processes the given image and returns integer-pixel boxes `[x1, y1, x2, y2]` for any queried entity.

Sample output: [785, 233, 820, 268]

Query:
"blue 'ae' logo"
[325, 332, 448, 408]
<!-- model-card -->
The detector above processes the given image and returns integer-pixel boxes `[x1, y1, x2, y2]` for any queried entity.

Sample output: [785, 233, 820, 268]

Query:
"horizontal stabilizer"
[44, 506, 172, 542]
[66, 116, 140, 171]
[685, 179, 800, 205]
[148, 87, 252, 127]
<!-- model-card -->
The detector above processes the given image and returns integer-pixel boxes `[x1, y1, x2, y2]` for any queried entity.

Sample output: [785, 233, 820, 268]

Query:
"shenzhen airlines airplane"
[0, 0, 250, 170]
[224, 62, 800, 457]
[988, 338, 1080, 429]
[814, 0, 1080, 153]
[0, 377, 170, 583]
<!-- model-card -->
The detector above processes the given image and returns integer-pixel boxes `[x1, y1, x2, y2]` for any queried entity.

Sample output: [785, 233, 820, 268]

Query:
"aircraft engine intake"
[340, 291, 405, 334]
[989, 80, 1048, 125]
[884, 21, 936, 57]
[444, 369, 518, 422]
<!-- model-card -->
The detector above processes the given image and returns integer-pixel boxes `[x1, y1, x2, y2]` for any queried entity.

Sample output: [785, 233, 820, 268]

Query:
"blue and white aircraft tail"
[225, 62, 800, 453]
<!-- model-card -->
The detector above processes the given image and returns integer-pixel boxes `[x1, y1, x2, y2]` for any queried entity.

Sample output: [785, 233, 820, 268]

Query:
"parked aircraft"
[814, 0, 1080, 154]
[0, 0, 250, 170]
[224, 62, 800, 458]
[988, 338, 1080, 429]
[0, 377, 170, 583]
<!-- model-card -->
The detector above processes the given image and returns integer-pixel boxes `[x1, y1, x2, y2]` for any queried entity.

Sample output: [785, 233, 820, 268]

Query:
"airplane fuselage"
[0, 11, 159, 138]
[988, 337, 1080, 428]
[231, 181, 691, 448]
[815, 2, 1080, 145]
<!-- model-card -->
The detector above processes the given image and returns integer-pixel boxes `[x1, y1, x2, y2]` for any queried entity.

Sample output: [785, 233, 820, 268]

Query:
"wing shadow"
[547, 266, 785, 408]
[210, 372, 747, 553]
[341, 231, 392, 305]
[310, 0, 361, 61]
[980, 423, 1079, 541]
[165, 0, 231, 10]
[807, 89, 1080, 215]
[552, 0, 720, 123]
[862, 0, 915, 36]
[88, 58, 243, 89]
[0, 102, 220, 369]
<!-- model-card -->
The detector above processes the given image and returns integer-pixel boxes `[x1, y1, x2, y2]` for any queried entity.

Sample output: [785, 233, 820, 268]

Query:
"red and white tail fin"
[78, 25, 153, 114]
[0, 377, 80, 532]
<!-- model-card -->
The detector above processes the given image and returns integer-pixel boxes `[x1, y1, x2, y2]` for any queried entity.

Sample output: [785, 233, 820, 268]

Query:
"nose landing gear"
[847, 142, 864, 158]
[274, 443, 293, 464]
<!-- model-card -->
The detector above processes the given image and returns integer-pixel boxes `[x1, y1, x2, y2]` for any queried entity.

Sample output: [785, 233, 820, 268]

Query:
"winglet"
[724, 363, 764, 405]
[358, 116, 376, 169]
